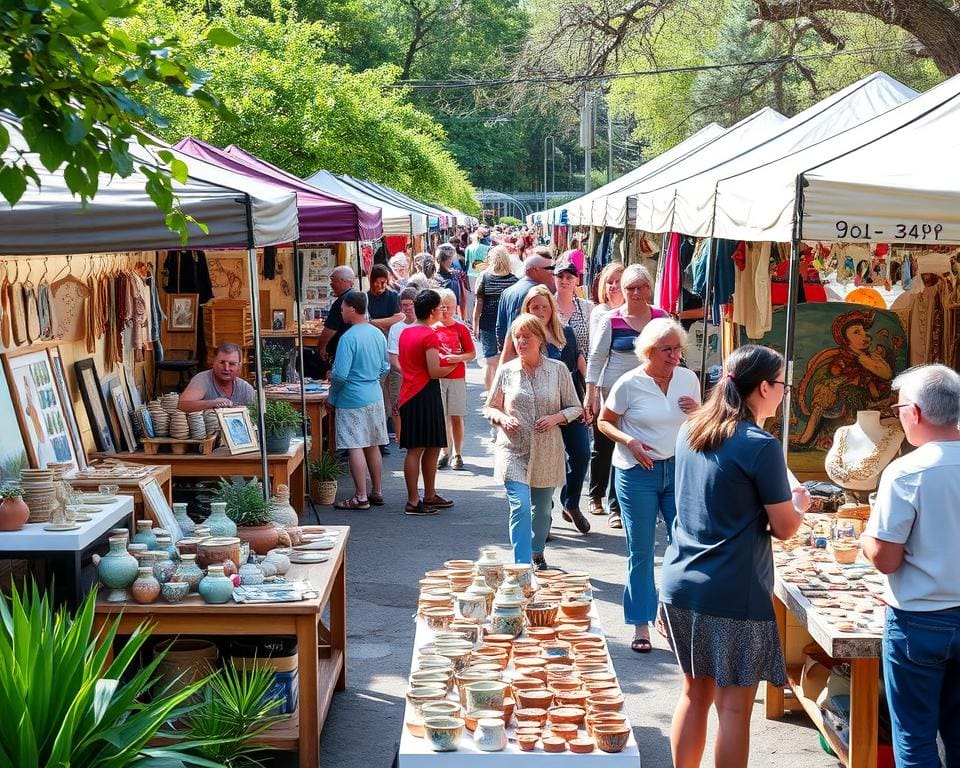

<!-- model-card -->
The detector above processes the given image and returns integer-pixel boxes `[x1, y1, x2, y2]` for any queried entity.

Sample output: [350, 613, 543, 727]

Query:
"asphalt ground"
[313, 363, 839, 767]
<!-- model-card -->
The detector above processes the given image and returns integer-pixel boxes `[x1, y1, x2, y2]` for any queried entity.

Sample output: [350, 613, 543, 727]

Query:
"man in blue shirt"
[495, 250, 556, 353]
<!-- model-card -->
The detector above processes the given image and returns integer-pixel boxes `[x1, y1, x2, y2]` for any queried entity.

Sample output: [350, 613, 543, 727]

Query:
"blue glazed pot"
[204, 502, 237, 537]
[199, 565, 234, 604]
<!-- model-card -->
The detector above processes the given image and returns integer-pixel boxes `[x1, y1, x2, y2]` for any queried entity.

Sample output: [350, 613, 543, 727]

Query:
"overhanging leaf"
[206, 27, 243, 47]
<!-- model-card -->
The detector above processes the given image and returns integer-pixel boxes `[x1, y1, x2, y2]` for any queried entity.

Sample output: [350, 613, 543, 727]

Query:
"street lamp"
[543, 135, 555, 210]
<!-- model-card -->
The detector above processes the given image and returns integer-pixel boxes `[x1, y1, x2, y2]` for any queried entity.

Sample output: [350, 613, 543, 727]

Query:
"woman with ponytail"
[658, 344, 811, 768]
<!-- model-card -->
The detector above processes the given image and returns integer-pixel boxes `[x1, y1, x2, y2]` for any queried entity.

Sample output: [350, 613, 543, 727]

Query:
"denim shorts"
[478, 329, 499, 359]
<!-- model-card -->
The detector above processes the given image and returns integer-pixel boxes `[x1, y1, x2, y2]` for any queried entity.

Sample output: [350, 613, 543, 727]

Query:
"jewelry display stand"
[824, 410, 904, 501]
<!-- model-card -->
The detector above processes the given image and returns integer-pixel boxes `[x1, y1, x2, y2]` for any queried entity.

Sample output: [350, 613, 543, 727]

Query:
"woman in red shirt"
[397, 289, 457, 515]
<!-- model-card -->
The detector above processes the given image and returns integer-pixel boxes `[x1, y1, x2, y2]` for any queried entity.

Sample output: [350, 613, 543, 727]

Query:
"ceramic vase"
[476, 548, 504, 589]
[204, 502, 237, 537]
[199, 564, 235, 604]
[268, 484, 299, 527]
[238, 561, 265, 585]
[466, 575, 495, 614]
[455, 590, 487, 623]
[154, 533, 178, 562]
[174, 553, 204, 593]
[474, 718, 507, 752]
[490, 597, 524, 638]
[173, 503, 196, 536]
[0, 495, 29, 531]
[95, 535, 140, 602]
[152, 548, 177, 584]
[131, 566, 161, 604]
[132, 520, 158, 551]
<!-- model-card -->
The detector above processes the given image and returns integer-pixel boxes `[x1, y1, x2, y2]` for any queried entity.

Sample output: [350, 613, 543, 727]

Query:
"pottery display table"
[265, 388, 335, 460]
[765, 578, 882, 768]
[398, 602, 642, 766]
[93, 524, 349, 768]
[0, 495, 135, 608]
[67, 464, 173, 523]
[93, 439, 306, 513]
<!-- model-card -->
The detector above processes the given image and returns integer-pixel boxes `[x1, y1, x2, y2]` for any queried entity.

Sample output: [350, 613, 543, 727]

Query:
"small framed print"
[108, 380, 139, 452]
[74, 358, 117, 454]
[167, 293, 199, 332]
[217, 407, 259, 454]
[271, 309, 287, 331]
[142, 477, 182, 541]
[47, 346, 88, 470]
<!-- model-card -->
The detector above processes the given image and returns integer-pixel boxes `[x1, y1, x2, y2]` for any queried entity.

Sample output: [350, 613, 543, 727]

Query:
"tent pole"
[781, 175, 805, 461]
[698, 237, 718, 399]
[247, 242, 270, 499]
[292, 242, 313, 520]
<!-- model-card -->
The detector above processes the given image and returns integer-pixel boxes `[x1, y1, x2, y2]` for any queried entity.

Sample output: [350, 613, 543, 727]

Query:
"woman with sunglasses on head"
[598, 318, 699, 653]
[658, 344, 810, 768]
[585, 263, 667, 528]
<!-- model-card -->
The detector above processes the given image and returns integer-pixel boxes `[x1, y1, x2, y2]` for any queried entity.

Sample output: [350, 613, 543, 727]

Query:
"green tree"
[0, 0, 236, 240]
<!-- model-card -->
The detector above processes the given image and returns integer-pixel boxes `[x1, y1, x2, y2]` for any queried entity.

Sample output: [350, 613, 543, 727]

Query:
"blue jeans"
[503, 480, 555, 564]
[883, 605, 960, 768]
[559, 420, 591, 512]
[615, 458, 676, 625]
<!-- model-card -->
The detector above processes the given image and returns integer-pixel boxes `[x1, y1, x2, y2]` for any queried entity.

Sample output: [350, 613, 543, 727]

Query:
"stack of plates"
[169, 411, 190, 440]
[203, 410, 220, 438]
[187, 412, 206, 440]
[21, 469, 56, 523]
[161, 393, 180, 415]
[148, 400, 169, 437]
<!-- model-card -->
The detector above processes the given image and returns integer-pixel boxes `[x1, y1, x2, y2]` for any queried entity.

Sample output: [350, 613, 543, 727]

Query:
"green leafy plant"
[0, 582, 214, 768]
[216, 477, 271, 527]
[260, 344, 287, 373]
[309, 451, 345, 482]
[181, 660, 286, 768]
[0, 451, 27, 486]
[250, 400, 303, 436]
[0, 484, 23, 499]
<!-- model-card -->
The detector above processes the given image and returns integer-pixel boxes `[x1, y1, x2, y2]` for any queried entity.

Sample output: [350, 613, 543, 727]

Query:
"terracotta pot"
[0, 496, 29, 531]
[196, 536, 242, 569]
[236, 524, 280, 555]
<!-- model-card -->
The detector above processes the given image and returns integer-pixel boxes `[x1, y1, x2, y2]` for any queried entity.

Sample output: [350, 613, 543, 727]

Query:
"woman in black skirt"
[396, 289, 456, 515]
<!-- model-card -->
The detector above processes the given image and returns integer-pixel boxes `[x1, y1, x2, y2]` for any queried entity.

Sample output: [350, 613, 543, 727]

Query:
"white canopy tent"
[644, 72, 917, 238]
[304, 169, 429, 236]
[0, 112, 299, 255]
[711, 72, 960, 243]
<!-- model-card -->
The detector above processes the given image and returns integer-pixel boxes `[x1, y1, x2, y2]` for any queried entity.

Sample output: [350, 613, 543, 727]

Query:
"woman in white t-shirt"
[598, 318, 700, 653]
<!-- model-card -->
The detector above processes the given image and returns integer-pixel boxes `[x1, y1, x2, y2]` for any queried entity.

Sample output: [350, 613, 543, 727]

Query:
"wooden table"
[67, 464, 173, 523]
[93, 524, 349, 768]
[93, 440, 306, 514]
[265, 389, 335, 461]
[0, 496, 134, 608]
[765, 578, 881, 768]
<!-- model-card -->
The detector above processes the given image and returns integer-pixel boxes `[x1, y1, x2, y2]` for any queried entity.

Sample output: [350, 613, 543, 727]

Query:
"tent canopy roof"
[336, 175, 450, 228]
[176, 138, 382, 242]
[0, 113, 298, 255]
[305, 169, 427, 236]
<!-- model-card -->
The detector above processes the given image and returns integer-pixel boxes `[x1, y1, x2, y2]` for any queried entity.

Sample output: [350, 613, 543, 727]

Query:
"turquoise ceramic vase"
[173, 503, 197, 536]
[96, 536, 140, 602]
[199, 564, 235, 604]
[204, 502, 237, 537]
[132, 520, 158, 551]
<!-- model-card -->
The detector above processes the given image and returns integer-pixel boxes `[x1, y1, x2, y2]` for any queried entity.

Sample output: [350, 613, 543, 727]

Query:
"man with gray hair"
[317, 265, 356, 363]
[862, 363, 960, 768]
[495, 247, 556, 351]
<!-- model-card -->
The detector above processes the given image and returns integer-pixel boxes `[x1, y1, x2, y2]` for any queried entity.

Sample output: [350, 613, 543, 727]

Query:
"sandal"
[422, 494, 454, 508]
[608, 512, 623, 529]
[405, 501, 438, 516]
[334, 495, 370, 510]
[588, 498, 606, 516]
[368, 491, 384, 506]
[631, 637, 653, 653]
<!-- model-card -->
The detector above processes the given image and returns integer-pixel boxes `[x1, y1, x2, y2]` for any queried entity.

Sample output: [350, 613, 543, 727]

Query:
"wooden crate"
[141, 434, 218, 456]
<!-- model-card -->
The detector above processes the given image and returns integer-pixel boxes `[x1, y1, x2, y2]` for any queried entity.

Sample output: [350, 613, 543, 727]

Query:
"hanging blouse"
[36, 279, 54, 340]
[22, 283, 41, 343]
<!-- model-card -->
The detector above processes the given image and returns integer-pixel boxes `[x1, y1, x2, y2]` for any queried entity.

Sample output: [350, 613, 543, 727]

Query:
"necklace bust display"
[825, 410, 904, 492]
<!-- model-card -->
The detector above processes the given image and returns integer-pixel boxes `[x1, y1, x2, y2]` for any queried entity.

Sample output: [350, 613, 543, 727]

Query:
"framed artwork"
[123, 364, 143, 410]
[0, 369, 29, 485]
[167, 293, 198, 332]
[74, 358, 117, 454]
[217, 407, 258, 454]
[47, 346, 88, 470]
[108, 380, 138, 452]
[271, 309, 287, 331]
[2, 347, 79, 471]
[142, 477, 182, 541]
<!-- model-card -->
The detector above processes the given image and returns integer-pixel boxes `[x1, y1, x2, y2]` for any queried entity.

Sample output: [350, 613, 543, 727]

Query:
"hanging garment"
[261, 245, 277, 279]
[733, 242, 773, 340]
[22, 283, 40, 343]
[164, 250, 214, 304]
[36, 279, 54, 340]
[10, 282, 27, 346]
[129, 270, 150, 354]
[655, 233, 682, 315]
[52, 275, 91, 343]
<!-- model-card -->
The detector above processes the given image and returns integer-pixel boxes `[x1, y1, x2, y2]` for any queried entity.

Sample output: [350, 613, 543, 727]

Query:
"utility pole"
[607, 101, 613, 184]
[581, 91, 595, 193]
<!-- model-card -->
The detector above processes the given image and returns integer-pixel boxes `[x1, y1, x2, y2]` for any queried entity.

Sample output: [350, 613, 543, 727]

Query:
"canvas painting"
[109, 381, 138, 452]
[74, 359, 117, 454]
[747, 303, 908, 471]
[48, 347, 88, 470]
[142, 478, 182, 541]
[0, 375, 29, 485]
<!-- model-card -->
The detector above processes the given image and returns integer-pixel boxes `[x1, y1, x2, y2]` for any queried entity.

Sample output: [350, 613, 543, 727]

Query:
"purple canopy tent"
[175, 137, 382, 242]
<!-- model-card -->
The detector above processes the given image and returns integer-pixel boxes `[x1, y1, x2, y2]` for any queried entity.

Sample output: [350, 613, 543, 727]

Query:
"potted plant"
[260, 344, 287, 384]
[309, 451, 345, 505]
[0, 484, 28, 531]
[216, 477, 278, 554]
[250, 400, 303, 454]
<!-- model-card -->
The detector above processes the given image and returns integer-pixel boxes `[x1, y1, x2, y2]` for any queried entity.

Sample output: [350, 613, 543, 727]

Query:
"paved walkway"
[315, 364, 837, 767]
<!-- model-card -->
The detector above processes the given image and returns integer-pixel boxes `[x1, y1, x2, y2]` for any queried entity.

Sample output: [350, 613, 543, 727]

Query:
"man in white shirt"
[862, 363, 960, 768]
[386, 287, 418, 444]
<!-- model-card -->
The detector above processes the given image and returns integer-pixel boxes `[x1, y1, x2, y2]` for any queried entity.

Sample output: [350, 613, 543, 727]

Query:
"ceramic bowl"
[161, 581, 190, 604]
[406, 686, 448, 717]
[503, 696, 515, 721]
[514, 657, 549, 675]
[541, 640, 572, 659]
[586, 693, 624, 713]
[586, 712, 628, 735]
[548, 722, 578, 741]
[517, 735, 538, 751]
[569, 737, 595, 753]
[516, 688, 553, 710]
[512, 646, 543, 659]
[443, 559, 475, 570]
[515, 707, 548, 726]
[464, 680, 508, 713]
[524, 601, 560, 627]
[549, 679, 583, 693]
[526, 627, 556, 642]
[548, 705, 586, 726]
[422, 608, 455, 631]
[449, 621, 481, 644]
[593, 724, 630, 753]
[410, 670, 453, 691]
[464, 708, 503, 731]
[537, 569, 567, 581]
[560, 617, 593, 630]
[423, 716, 464, 751]
[405, 717, 425, 738]
[555, 690, 590, 708]
[421, 701, 461, 720]
[483, 633, 515, 646]
[542, 735, 567, 753]
[511, 677, 543, 692]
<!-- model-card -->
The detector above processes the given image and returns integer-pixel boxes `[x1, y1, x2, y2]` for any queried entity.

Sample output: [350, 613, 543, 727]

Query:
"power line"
[393, 44, 913, 90]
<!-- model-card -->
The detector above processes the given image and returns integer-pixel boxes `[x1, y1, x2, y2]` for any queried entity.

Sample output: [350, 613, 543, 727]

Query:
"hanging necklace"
[826, 425, 900, 483]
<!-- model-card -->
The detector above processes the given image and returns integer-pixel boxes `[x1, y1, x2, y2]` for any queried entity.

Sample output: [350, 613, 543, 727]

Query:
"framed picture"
[74, 358, 117, 454]
[142, 477, 183, 541]
[271, 309, 287, 331]
[47, 347, 88, 470]
[109, 380, 138, 452]
[167, 293, 198, 332]
[2, 347, 79, 471]
[216, 407, 258, 454]
[0, 366, 29, 485]
[123, 364, 143, 410]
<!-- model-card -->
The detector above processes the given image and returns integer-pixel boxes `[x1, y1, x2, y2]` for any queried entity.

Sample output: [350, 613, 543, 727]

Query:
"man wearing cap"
[495, 248, 556, 353]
